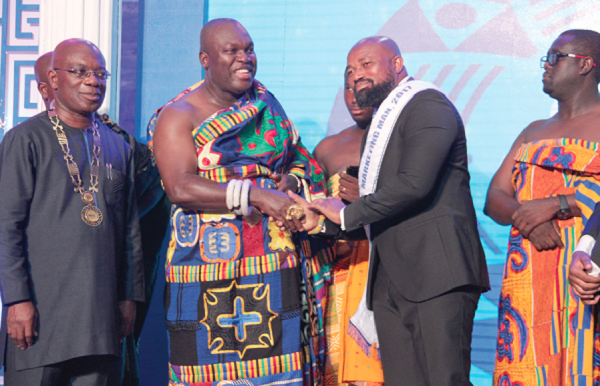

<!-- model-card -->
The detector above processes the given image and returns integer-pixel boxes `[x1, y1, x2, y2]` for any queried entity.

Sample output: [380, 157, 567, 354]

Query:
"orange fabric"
[494, 139, 600, 386]
[323, 174, 384, 385]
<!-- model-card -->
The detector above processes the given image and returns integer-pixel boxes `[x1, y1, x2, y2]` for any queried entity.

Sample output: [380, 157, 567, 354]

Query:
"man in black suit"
[297, 36, 489, 386]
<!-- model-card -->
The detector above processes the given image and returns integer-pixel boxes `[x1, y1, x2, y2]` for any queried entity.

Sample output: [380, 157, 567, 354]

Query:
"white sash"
[349, 77, 443, 349]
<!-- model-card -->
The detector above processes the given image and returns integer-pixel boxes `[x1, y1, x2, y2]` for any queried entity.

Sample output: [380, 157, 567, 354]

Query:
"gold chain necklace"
[49, 111, 103, 226]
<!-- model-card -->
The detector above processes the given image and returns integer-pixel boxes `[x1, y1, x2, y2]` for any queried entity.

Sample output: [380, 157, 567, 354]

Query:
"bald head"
[48, 38, 107, 121]
[35, 52, 54, 110]
[346, 36, 406, 109]
[52, 38, 105, 69]
[198, 18, 256, 99]
[351, 36, 402, 59]
[34, 52, 52, 84]
[200, 18, 249, 55]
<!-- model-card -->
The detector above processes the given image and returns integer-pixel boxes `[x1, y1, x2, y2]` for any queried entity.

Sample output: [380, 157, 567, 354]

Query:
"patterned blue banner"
[0, 0, 40, 141]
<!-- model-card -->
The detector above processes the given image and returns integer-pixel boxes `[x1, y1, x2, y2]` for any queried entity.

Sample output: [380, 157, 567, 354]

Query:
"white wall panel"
[38, 0, 117, 116]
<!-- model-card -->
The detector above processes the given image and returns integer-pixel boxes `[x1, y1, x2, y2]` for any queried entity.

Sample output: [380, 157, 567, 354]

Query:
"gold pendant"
[82, 205, 103, 226]
[82, 191, 95, 204]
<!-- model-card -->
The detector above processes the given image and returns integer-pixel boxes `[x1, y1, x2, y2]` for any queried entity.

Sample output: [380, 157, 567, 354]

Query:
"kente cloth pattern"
[494, 139, 600, 386]
[322, 174, 384, 386]
[147, 80, 330, 386]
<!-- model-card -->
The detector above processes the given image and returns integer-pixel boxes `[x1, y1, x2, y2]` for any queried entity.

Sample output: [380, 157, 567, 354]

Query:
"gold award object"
[50, 111, 103, 226]
[285, 204, 305, 221]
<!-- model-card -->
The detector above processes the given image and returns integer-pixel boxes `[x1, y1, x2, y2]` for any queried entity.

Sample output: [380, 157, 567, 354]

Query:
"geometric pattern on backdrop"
[0, 1, 40, 383]
[0, 0, 40, 140]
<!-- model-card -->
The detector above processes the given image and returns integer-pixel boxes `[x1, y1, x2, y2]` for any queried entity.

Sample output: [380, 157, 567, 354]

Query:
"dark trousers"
[4, 349, 120, 386]
[372, 265, 480, 386]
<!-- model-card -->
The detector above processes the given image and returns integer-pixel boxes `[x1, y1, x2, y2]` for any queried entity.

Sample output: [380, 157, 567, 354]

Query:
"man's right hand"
[7, 301, 38, 350]
[569, 251, 600, 305]
[526, 220, 564, 251]
[250, 187, 303, 232]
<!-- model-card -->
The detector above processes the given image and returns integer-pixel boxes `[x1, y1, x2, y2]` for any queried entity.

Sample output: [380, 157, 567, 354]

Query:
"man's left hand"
[512, 197, 559, 238]
[119, 300, 136, 343]
[339, 172, 360, 203]
[569, 251, 600, 305]
[272, 173, 299, 193]
[309, 197, 345, 225]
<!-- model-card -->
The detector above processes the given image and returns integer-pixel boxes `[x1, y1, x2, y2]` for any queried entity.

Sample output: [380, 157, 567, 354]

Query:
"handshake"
[271, 191, 346, 233]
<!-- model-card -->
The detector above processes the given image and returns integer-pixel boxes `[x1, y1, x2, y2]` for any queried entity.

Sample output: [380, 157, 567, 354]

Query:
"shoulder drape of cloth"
[146, 80, 334, 386]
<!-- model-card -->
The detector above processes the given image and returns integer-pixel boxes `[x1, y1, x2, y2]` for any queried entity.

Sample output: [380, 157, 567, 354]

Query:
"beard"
[354, 72, 396, 109]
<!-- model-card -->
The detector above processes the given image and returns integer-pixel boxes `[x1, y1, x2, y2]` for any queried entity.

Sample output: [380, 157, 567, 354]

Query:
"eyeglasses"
[540, 53, 597, 68]
[54, 68, 111, 81]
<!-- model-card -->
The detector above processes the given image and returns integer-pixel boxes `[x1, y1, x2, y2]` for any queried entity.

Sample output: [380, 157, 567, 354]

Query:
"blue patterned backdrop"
[1, 1, 600, 384]
[0, 0, 40, 141]
[0, 1, 39, 382]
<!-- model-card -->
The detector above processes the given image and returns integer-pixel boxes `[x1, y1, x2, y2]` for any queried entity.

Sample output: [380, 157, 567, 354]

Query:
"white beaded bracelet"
[232, 179, 243, 215]
[226, 180, 236, 212]
[241, 179, 253, 216]
[227, 179, 253, 216]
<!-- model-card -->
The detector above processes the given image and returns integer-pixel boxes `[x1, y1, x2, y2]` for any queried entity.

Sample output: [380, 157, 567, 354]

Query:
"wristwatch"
[556, 194, 572, 220]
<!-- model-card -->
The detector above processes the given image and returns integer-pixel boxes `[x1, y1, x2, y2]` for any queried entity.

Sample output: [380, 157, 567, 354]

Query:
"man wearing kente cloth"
[485, 29, 600, 385]
[0, 39, 144, 385]
[149, 19, 327, 386]
[313, 77, 384, 386]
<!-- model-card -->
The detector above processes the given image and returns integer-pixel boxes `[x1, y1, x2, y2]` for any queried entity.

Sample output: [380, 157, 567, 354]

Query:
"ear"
[199, 51, 209, 69]
[392, 56, 404, 75]
[48, 70, 59, 90]
[580, 57, 596, 76]
[38, 82, 49, 100]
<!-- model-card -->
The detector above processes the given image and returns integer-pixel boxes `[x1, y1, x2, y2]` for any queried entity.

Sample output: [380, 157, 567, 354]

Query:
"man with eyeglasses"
[0, 38, 144, 385]
[485, 29, 600, 385]
[33, 47, 169, 386]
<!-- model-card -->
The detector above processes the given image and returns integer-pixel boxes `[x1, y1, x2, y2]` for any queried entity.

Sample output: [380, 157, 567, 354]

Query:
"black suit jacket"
[324, 88, 489, 305]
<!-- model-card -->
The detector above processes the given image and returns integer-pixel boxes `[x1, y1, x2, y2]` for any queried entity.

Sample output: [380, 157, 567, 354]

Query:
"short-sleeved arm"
[0, 129, 36, 305]
[118, 148, 145, 302]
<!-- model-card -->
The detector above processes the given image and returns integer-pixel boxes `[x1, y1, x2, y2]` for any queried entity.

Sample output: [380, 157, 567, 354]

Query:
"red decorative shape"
[377, 0, 450, 53]
[264, 129, 277, 147]
[202, 158, 210, 166]
[242, 218, 265, 258]
[454, 6, 538, 58]
[248, 143, 257, 150]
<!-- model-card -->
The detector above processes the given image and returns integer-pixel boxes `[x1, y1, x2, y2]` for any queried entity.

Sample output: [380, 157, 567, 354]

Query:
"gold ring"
[286, 204, 305, 221]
